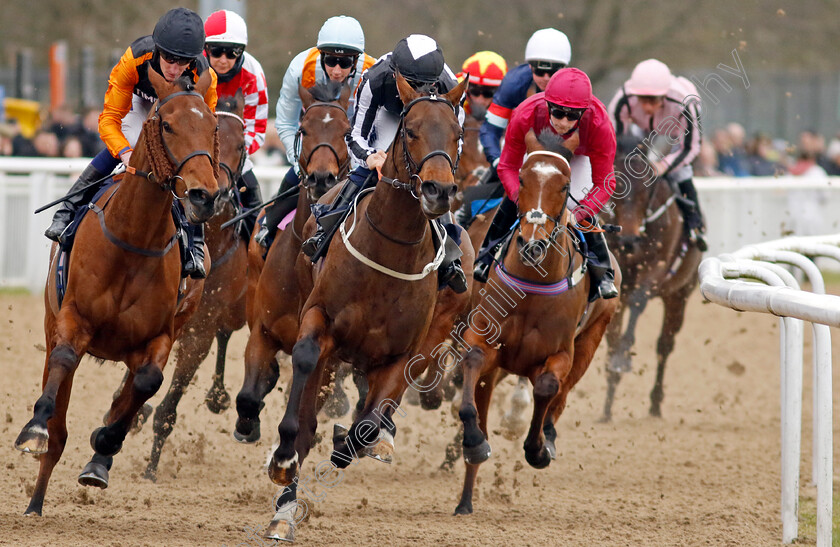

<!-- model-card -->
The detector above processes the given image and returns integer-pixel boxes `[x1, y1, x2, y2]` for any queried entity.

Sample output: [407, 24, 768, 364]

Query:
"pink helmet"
[626, 59, 672, 96]
[544, 68, 591, 109]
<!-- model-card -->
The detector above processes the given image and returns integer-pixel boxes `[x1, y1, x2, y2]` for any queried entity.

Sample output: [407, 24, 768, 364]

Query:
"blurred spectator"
[33, 129, 61, 157]
[47, 105, 82, 143]
[0, 122, 17, 156]
[715, 123, 750, 176]
[789, 130, 828, 177]
[824, 138, 840, 176]
[61, 135, 84, 158]
[694, 141, 722, 176]
[79, 108, 105, 157]
[746, 133, 783, 176]
[12, 130, 37, 156]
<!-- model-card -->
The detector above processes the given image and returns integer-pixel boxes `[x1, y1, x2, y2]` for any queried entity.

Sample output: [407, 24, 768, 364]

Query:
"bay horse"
[261, 73, 471, 541]
[14, 69, 219, 515]
[600, 135, 701, 420]
[142, 92, 249, 481]
[453, 130, 620, 515]
[234, 82, 352, 443]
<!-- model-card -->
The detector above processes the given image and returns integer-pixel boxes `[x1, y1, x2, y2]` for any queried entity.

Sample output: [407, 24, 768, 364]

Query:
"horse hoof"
[142, 465, 158, 483]
[649, 406, 662, 418]
[453, 500, 473, 515]
[462, 439, 491, 464]
[268, 453, 298, 486]
[402, 388, 421, 407]
[264, 501, 297, 542]
[524, 446, 551, 469]
[323, 390, 350, 419]
[545, 438, 557, 460]
[499, 415, 528, 441]
[233, 421, 261, 444]
[205, 388, 231, 414]
[78, 461, 109, 489]
[130, 403, 153, 434]
[419, 389, 443, 410]
[90, 427, 123, 457]
[15, 423, 49, 455]
[364, 431, 394, 464]
[597, 413, 612, 424]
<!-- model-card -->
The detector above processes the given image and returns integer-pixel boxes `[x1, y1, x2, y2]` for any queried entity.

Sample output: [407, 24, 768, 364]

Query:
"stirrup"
[598, 279, 619, 300]
[689, 229, 708, 252]
[440, 260, 467, 294]
[255, 224, 271, 249]
[473, 260, 491, 284]
[301, 230, 323, 258]
[45, 219, 71, 243]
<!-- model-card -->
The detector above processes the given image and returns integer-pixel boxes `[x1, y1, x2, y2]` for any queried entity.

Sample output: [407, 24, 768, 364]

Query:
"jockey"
[256, 15, 375, 248]
[300, 34, 469, 293]
[203, 9, 269, 241]
[458, 51, 507, 122]
[44, 7, 217, 279]
[479, 28, 571, 176]
[474, 68, 619, 300]
[608, 58, 707, 251]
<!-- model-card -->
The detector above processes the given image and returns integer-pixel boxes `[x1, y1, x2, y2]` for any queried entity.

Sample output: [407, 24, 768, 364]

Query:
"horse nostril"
[188, 188, 213, 207]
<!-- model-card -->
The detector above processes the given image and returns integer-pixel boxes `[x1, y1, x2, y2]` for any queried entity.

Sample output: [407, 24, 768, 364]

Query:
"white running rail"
[699, 233, 840, 546]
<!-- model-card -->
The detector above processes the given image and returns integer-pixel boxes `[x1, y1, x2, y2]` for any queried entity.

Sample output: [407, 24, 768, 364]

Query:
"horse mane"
[617, 134, 645, 157]
[307, 80, 344, 103]
[536, 128, 574, 164]
[174, 74, 196, 93]
[217, 95, 239, 113]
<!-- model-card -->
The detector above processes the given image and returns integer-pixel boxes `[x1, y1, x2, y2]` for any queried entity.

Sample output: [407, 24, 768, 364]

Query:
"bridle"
[517, 151, 572, 246]
[129, 90, 218, 199]
[215, 109, 247, 203]
[614, 151, 676, 234]
[293, 102, 352, 185]
[378, 94, 463, 198]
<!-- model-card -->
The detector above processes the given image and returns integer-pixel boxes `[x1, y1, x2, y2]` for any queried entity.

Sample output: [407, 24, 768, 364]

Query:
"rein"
[294, 102, 352, 183]
[215, 109, 247, 207]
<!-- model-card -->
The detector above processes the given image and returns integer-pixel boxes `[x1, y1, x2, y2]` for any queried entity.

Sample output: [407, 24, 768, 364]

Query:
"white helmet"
[626, 59, 673, 96]
[524, 28, 571, 65]
[204, 10, 247, 46]
[317, 15, 365, 55]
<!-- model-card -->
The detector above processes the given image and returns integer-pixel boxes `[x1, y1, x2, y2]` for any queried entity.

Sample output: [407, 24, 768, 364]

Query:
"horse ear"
[338, 83, 352, 111]
[524, 129, 541, 154]
[299, 84, 315, 110]
[234, 89, 245, 118]
[444, 75, 469, 108]
[149, 67, 172, 101]
[195, 69, 212, 98]
[395, 71, 419, 105]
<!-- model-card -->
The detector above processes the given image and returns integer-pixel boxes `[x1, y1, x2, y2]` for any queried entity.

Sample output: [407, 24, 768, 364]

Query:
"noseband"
[294, 102, 351, 185]
[518, 151, 572, 244]
[379, 94, 463, 197]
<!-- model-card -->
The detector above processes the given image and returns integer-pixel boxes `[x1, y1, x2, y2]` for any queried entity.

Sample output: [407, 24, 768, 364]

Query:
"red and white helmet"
[545, 68, 592, 109]
[204, 10, 248, 47]
[626, 59, 672, 96]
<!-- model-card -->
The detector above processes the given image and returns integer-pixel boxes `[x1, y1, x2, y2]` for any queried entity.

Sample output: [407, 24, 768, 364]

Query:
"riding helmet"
[544, 68, 592, 109]
[390, 34, 444, 83]
[317, 15, 365, 55]
[626, 59, 673, 96]
[204, 9, 248, 47]
[153, 7, 205, 58]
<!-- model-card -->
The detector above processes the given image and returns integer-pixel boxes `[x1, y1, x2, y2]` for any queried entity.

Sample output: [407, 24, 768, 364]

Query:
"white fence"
[699, 234, 840, 546]
[1, 157, 839, 290]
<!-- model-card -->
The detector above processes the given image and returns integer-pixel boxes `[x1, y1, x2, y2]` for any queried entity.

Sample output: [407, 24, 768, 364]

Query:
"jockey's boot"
[437, 213, 468, 294]
[237, 170, 263, 241]
[676, 178, 708, 252]
[257, 167, 300, 249]
[183, 224, 207, 279]
[473, 197, 518, 283]
[44, 164, 107, 242]
[582, 228, 618, 300]
[301, 177, 364, 260]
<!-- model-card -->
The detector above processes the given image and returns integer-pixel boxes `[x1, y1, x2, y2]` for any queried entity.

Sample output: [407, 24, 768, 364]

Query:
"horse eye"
[405, 129, 417, 139]
[300, 128, 308, 137]
[162, 121, 173, 133]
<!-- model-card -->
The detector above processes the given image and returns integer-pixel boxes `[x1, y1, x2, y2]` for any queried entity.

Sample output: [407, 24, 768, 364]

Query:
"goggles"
[323, 55, 355, 69]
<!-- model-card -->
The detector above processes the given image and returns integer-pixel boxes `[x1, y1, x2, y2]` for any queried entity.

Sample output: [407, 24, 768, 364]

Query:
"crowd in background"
[3, 106, 839, 178]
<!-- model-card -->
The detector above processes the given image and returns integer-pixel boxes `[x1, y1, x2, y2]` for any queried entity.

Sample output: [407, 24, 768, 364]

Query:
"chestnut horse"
[234, 82, 352, 443]
[14, 69, 219, 515]
[261, 74, 470, 541]
[142, 92, 249, 481]
[453, 131, 620, 515]
[600, 135, 701, 420]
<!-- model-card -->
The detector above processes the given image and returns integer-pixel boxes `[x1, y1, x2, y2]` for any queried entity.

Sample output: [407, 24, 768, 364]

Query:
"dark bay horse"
[262, 74, 470, 541]
[142, 92, 249, 481]
[14, 69, 219, 515]
[234, 82, 352, 443]
[453, 131, 620, 515]
[600, 135, 701, 420]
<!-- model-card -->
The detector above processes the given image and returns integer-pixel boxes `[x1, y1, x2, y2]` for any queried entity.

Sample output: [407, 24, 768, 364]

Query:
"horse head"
[515, 129, 574, 267]
[215, 90, 247, 213]
[297, 81, 352, 201]
[146, 68, 220, 224]
[393, 71, 468, 218]
[612, 134, 659, 255]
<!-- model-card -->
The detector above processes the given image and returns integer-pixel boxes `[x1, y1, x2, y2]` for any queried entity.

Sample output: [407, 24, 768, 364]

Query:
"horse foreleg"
[523, 351, 572, 470]
[602, 291, 648, 422]
[500, 376, 532, 440]
[322, 361, 351, 419]
[265, 476, 304, 542]
[235, 324, 282, 443]
[205, 330, 233, 414]
[351, 367, 368, 421]
[80, 335, 171, 489]
[269, 308, 333, 486]
[650, 289, 691, 417]
[458, 344, 497, 468]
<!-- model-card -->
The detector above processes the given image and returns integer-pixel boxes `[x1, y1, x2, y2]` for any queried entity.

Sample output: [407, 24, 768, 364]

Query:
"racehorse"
[143, 92, 249, 481]
[234, 82, 352, 443]
[262, 73, 471, 541]
[600, 135, 701, 420]
[453, 130, 620, 515]
[14, 69, 219, 515]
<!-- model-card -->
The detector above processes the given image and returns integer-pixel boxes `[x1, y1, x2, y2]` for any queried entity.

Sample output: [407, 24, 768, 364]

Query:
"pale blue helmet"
[317, 16, 365, 56]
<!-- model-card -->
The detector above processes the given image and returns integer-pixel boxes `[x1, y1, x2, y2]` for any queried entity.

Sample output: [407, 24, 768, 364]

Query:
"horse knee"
[533, 372, 559, 401]
[133, 365, 164, 398]
[292, 337, 320, 376]
[49, 345, 78, 372]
